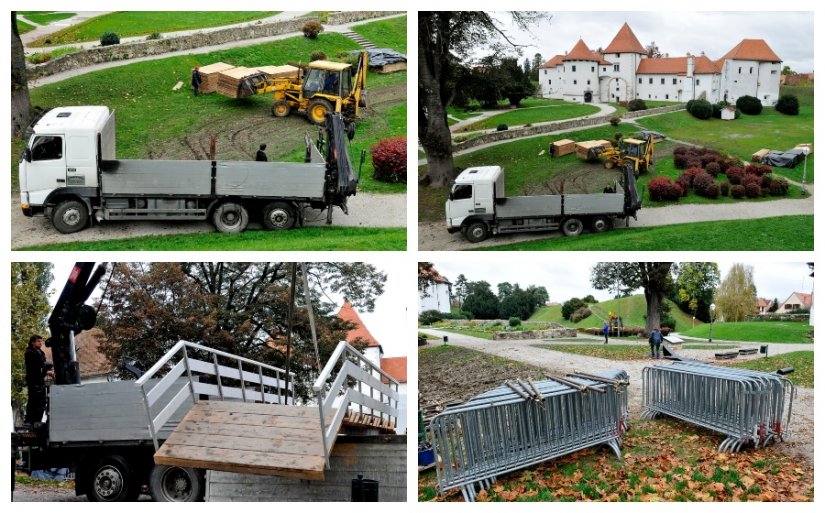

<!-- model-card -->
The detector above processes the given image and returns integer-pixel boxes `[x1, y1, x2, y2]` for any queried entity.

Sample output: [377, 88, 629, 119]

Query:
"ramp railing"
[136, 340, 293, 450]
[641, 361, 795, 452]
[312, 341, 400, 468]
[431, 370, 630, 502]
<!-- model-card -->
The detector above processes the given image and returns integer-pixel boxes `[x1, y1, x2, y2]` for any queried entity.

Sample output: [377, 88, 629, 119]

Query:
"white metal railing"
[312, 342, 400, 468]
[136, 340, 294, 450]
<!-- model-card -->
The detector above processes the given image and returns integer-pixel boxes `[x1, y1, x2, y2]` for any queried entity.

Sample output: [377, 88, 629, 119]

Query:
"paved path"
[28, 13, 405, 88]
[20, 11, 111, 45]
[451, 102, 616, 139]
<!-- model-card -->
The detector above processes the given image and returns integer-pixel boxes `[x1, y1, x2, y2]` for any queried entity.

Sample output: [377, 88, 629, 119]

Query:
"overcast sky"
[432, 261, 813, 305]
[488, 11, 813, 73]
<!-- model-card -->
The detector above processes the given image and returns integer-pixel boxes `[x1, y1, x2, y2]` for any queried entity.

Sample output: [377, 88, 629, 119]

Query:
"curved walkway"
[20, 11, 111, 45]
[451, 102, 616, 139]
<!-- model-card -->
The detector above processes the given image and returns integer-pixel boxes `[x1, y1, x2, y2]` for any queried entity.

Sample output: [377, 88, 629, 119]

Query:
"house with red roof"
[778, 292, 812, 313]
[418, 264, 452, 314]
[539, 23, 782, 105]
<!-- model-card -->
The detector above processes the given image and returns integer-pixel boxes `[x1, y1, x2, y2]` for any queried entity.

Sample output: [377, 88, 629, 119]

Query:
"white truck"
[446, 165, 642, 242]
[19, 106, 359, 234]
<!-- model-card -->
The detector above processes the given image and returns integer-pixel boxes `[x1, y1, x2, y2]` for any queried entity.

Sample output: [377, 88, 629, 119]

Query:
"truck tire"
[52, 199, 89, 234]
[271, 100, 291, 118]
[561, 217, 584, 237]
[213, 202, 249, 233]
[262, 202, 296, 230]
[464, 221, 489, 243]
[307, 98, 333, 125]
[590, 216, 611, 233]
[149, 465, 204, 502]
[86, 455, 140, 502]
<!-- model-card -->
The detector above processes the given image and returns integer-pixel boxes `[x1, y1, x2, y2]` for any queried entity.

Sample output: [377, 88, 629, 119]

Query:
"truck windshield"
[452, 184, 472, 200]
[30, 135, 63, 161]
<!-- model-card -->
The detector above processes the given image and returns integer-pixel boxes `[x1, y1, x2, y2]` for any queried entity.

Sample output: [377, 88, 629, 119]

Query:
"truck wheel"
[86, 455, 139, 502]
[307, 98, 333, 125]
[590, 216, 611, 233]
[464, 222, 489, 243]
[271, 100, 291, 118]
[52, 200, 89, 234]
[604, 160, 615, 169]
[262, 202, 296, 230]
[562, 217, 584, 237]
[149, 465, 204, 502]
[213, 202, 249, 233]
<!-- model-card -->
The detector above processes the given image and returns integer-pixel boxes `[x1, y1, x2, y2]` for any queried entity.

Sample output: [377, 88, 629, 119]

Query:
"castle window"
[574, 80, 577, 85]
[738, 67, 742, 74]
[661, 78, 665, 85]
[638, 78, 642, 84]
[587, 80, 591, 85]
[613, 64, 620, 72]
[673, 78, 677, 85]
[572, 65, 577, 72]
[750, 67, 754, 74]
[649, 78, 653, 84]
[665, 94, 669, 99]
[591, 66, 595, 72]
[696, 79, 700, 85]
[615, 53, 620, 58]
[548, 79, 552, 85]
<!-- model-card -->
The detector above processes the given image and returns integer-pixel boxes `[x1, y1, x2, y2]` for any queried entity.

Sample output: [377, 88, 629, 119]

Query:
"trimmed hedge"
[688, 99, 712, 119]
[736, 95, 763, 115]
[776, 94, 800, 115]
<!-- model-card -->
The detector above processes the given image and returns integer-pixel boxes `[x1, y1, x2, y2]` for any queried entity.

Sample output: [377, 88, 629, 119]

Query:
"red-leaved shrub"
[649, 177, 681, 201]
[731, 184, 746, 199]
[703, 183, 720, 199]
[760, 175, 773, 188]
[726, 166, 744, 185]
[769, 177, 789, 196]
[705, 161, 721, 177]
[692, 171, 715, 193]
[371, 136, 407, 183]
[720, 181, 730, 196]
[745, 182, 761, 198]
[673, 153, 689, 169]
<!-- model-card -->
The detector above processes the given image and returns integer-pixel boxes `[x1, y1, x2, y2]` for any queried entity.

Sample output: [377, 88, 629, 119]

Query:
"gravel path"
[11, 192, 405, 249]
[12, 481, 152, 502]
[421, 328, 814, 464]
[20, 11, 111, 46]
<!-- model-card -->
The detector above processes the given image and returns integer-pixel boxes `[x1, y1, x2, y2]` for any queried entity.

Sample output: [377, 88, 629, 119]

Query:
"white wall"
[418, 282, 451, 314]
[721, 60, 781, 105]
[636, 74, 684, 101]
[540, 67, 564, 99]
[561, 61, 600, 102]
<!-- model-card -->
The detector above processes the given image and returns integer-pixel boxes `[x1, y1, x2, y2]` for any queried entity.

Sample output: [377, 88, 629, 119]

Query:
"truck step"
[104, 208, 208, 220]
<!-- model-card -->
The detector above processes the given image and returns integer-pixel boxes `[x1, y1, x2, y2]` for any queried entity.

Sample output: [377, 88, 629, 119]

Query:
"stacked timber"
[752, 148, 770, 162]
[216, 67, 263, 98]
[197, 62, 236, 94]
[794, 143, 813, 155]
[255, 65, 300, 81]
[575, 140, 611, 160]
[550, 138, 576, 157]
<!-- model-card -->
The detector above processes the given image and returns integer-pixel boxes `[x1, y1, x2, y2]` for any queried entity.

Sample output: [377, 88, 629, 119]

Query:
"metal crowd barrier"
[641, 361, 795, 452]
[430, 370, 629, 501]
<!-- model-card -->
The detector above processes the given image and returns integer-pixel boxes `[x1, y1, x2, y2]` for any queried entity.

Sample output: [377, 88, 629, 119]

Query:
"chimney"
[687, 55, 695, 78]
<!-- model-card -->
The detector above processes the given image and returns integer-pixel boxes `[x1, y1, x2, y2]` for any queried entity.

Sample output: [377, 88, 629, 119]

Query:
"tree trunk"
[644, 288, 662, 334]
[418, 14, 456, 188]
[11, 12, 32, 138]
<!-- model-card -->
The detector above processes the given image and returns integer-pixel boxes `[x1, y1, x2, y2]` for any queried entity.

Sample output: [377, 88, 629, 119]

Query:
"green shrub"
[688, 99, 712, 120]
[570, 307, 592, 323]
[685, 99, 695, 113]
[302, 21, 324, 39]
[736, 95, 763, 115]
[100, 32, 120, 46]
[27, 52, 51, 64]
[609, 116, 620, 126]
[419, 310, 446, 326]
[496, 124, 508, 131]
[775, 94, 800, 115]
[627, 99, 647, 112]
[146, 32, 162, 40]
[310, 51, 327, 62]
[509, 317, 522, 327]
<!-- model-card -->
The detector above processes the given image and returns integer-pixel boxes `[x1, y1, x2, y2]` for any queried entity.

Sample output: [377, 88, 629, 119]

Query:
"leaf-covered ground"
[419, 417, 813, 502]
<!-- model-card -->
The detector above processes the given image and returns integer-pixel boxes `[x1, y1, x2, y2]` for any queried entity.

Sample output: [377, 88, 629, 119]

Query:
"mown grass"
[351, 15, 406, 53]
[637, 86, 814, 183]
[474, 215, 813, 251]
[16, 18, 37, 34]
[17, 227, 406, 251]
[27, 46, 82, 65]
[457, 100, 600, 132]
[535, 344, 650, 360]
[728, 351, 813, 388]
[680, 321, 813, 344]
[20, 11, 76, 26]
[28, 11, 280, 47]
[16, 31, 406, 194]
[432, 327, 495, 340]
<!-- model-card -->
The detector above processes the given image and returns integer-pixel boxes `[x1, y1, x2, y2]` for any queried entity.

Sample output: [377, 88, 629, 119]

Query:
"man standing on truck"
[191, 67, 202, 96]
[256, 143, 268, 162]
[24, 335, 53, 425]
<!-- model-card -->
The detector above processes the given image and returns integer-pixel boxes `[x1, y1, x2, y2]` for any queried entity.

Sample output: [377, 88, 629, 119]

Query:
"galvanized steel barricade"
[641, 361, 795, 452]
[430, 370, 629, 501]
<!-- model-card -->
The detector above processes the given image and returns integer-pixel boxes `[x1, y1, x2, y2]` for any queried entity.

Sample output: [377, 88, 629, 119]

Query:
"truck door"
[24, 134, 67, 204]
[447, 184, 474, 224]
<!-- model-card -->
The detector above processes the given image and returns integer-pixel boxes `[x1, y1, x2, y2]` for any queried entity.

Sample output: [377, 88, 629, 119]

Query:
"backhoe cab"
[600, 134, 655, 175]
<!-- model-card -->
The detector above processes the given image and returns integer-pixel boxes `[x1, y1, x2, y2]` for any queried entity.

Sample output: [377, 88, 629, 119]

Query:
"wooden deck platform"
[153, 401, 336, 480]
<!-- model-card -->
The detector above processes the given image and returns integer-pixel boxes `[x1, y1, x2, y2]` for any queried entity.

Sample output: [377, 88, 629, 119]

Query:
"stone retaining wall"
[451, 103, 686, 153]
[327, 11, 404, 25]
[494, 328, 577, 340]
[446, 319, 567, 329]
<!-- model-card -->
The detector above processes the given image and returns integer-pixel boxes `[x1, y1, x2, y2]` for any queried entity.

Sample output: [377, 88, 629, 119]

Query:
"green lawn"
[729, 351, 813, 388]
[28, 11, 280, 47]
[20, 11, 76, 26]
[680, 321, 813, 344]
[352, 15, 406, 53]
[475, 215, 813, 251]
[16, 32, 406, 194]
[432, 327, 495, 340]
[637, 86, 813, 183]
[17, 227, 405, 251]
[535, 344, 650, 360]
[27, 46, 82, 64]
[16, 18, 37, 34]
[457, 100, 601, 132]
[529, 294, 697, 332]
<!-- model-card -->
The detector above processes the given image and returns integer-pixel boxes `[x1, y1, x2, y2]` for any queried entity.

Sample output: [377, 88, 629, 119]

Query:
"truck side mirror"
[448, 190, 454, 201]
[24, 148, 32, 163]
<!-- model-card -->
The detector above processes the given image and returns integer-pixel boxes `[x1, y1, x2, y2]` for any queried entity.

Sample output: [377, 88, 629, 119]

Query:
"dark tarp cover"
[351, 48, 407, 67]
[329, 114, 358, 196]
[761, 149, 804, 168]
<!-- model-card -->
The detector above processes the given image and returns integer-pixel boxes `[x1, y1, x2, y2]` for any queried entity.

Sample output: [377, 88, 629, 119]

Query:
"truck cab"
[20, 106, 115, 218]
[446, 166, 503, 234]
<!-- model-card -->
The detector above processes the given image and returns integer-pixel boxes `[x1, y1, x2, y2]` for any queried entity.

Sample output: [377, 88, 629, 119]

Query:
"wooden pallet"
[341, 410, 396, 433]
[197, 62, 236, 94]
[154, 400, 338, 480]
[215, 67, 261, 98]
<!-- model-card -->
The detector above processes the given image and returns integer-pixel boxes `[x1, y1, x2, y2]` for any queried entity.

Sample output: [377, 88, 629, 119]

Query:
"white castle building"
[539, 23, 782, 106]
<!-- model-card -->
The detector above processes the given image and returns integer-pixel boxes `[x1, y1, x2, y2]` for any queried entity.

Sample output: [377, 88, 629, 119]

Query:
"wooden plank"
[163, 432, 323, 457]
[195, 401, 321, 419]
[172, 420, 323, 443]
[182, 408, 329, 434]
[154, 445, 326, 479]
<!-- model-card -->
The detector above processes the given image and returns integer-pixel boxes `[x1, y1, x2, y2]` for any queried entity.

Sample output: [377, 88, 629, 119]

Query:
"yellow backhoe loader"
[599, 133, 655, 175]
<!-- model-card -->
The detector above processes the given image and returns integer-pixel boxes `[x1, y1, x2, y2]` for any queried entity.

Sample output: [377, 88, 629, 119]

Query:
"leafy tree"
[674, 263, 720, 322]
[462, 280, 500, 319]
[531, 52, 543, 80]
[582, 294, 597, 304]
[561, 297, 588, 321]
[98, 262, 386, 401]
[526, 285, 549, 308]
[645, 41, 662, 58]
[591, 263, 674, 332]
[418, 262, 436, 295]
[497, 281, 514, 299]
[12, 12, 32, 137]
[522, 57, 531, 78]
[418, 11, 548, 187]
[499, 285, 534, 320]
[453, 274, 469, 308]
[11, 263, 54, 418]
[769, 297, 779, 313]
[499, 57, 536, 106]
[782, 65, 793, 75]
[714, 263, 758, 322]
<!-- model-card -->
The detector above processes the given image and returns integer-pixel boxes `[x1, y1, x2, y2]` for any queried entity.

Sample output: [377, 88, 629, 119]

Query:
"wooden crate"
[751, 148, 770, 162]
[216, 67, 261, 98]
[575, 140, 611, 159]
[374, 61, 407, 74]
[550, 138, 576, 157]
[197, 62, 235, 94]
[794, 143, 813, 155]
[255, 65, 300, 81]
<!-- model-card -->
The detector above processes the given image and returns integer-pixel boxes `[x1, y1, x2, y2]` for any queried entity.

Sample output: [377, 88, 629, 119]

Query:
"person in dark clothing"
[602, 322, 610, 344]
[191, 67, 202, 96]
[323, 72, 338, 94]
[255, 144, 268, 162]
[24, 335, 53, 425]
[648, 327, 663, 359]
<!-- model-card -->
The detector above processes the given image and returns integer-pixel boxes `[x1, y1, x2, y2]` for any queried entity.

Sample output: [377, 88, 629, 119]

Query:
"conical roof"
[562, 39, 600, 62]
[337, 299, 381, 348]
[604, 22, 646, 55]
[719, 39, 782, 63]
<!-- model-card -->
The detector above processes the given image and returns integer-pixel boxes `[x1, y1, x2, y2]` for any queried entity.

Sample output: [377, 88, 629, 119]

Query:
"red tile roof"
[593, 52, 613, 66]
[337, 299, 381, 348]
[562, 39, 600, 62]
[604, 22, 646, 55]
[636, 55, 720, 75]
[539, 55, 564, 69]
[719, 39, 782, 63]
[794, 292, 813, 307]
[380, 356, 407, 384]
[757, 298, 771, 308]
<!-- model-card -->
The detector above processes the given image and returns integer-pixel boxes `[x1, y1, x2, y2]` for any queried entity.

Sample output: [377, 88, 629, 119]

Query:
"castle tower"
[601, 22, 647, 101]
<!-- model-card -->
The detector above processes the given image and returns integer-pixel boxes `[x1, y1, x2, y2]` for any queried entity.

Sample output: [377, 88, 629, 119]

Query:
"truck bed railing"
[136, 340, 294, 450]
[312, 342, 399, 468]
